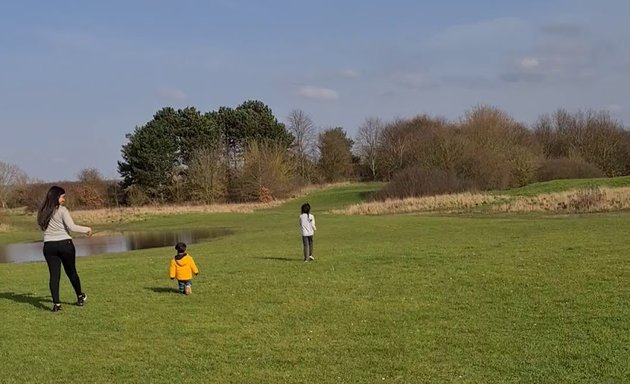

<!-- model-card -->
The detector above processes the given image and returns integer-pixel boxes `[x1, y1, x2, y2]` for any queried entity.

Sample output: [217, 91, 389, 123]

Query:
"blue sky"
[2, 0, 630, 181]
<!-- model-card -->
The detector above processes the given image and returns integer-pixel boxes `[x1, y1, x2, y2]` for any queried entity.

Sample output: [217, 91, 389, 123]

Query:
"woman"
[37, 186, 92, 312]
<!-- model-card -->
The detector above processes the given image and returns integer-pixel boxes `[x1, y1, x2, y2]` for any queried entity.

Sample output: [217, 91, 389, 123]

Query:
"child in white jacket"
[298, 203, 317, 262]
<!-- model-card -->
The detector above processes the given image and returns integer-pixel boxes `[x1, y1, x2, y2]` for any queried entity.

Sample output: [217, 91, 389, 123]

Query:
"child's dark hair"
[301, 203, 311, 215]
[175, 242, 187, 254]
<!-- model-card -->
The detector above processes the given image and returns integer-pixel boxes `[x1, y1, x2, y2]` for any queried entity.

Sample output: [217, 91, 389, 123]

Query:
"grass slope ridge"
[499, 175, 630, 196]
[340, 177, 630, 215]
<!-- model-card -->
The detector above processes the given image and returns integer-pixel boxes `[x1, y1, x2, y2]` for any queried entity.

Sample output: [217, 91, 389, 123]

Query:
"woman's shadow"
[0, 292, 51, 310]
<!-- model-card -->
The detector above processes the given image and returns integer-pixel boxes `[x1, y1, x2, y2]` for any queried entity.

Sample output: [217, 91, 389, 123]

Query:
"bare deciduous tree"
[580, 110, 626, 176]
[0, 161, 27, 208]
[355, 117, 383, 181]
[77, 168, 104, 184]
[535, 109, 629, 177]
[187, 146, 227, 204]
[379, 118, 412, 180]
[69, 168, 108, 209]
[287, 109, 317, 181]
[456, 105, 540, 189]
[460, 105, 525, 151]
[236, 140, 297, 202]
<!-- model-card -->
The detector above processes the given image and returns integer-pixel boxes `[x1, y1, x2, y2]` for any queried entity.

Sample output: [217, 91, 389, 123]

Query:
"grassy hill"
[0, 183, 628, 383]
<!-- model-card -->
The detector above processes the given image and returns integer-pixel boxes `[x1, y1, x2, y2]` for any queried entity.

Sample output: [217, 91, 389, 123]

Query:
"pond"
[0, 228, 233, 264]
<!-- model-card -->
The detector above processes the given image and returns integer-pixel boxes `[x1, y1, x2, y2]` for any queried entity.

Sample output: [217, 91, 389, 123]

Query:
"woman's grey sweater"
[43, 206, 90, 242]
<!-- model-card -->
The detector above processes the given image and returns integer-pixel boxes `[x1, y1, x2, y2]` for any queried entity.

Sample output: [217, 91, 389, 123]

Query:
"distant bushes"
[18, 181, 121, 212]
[17, 183, 50, 212]
[231, 140, 300, 202]
[537, 158, 604, 182]
[5, 104, 630, 210]
[373, 167, 471, 200]
[362, 106, 630, 201]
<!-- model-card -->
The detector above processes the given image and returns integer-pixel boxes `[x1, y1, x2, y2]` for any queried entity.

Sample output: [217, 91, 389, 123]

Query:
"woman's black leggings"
[43, 239, 82, 304]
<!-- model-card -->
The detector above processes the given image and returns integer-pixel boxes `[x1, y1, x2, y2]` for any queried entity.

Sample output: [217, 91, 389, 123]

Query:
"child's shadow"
[0, 292, 51, 310]
[145, 287, 179, 294]
[258, 257, 301, 262]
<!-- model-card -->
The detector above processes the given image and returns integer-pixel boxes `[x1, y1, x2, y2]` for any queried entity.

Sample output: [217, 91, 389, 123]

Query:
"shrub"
[258, 186, 273, 203]
[509, 146, 542, 187]
[456, 150, 512, 191]
[233, 140, 299, 202]
[105, 182, 125, 208]
[567, 188, 605, 212]
[125, 184, 150, 206]
[374, 166, 472, 200]
[186, 146, 227, 204]
[21, 183, 51, 213]
[65, 184, 105, 209]
[537, 158, 604, 181]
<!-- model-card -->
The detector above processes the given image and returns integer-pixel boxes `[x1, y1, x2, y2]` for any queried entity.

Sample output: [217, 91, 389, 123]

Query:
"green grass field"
[0, 184, 628, 383]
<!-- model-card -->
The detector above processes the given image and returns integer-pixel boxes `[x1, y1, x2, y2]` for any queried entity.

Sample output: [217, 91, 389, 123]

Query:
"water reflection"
[0, 228, 232, 264]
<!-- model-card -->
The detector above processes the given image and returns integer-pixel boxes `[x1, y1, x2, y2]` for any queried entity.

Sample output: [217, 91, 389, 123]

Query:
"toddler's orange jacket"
[169, 253, 199, 281]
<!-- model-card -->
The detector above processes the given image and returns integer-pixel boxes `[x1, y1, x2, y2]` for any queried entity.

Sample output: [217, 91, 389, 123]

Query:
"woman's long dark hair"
[37, 186, 65, 230]
[301, 203, 311, 215]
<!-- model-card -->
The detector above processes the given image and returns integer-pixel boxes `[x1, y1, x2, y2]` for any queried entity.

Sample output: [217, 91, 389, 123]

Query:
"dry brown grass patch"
[334, 187, 630, 215]
[334, 192, 506, 215]
[71, 201, 284, 224]
[75, 183, 350, 224]
[492, 187, 630, 213]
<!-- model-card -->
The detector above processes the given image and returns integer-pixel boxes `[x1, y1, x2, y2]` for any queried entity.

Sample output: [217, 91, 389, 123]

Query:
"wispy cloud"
[440, 75, 494, 89]
[606, 104, 624, 112]
[518, 57, 540, 70]
[414, 17, 533, 88]
[541, 23, 585, 38]
[32, 26, 230, 73]
[427, 17, 530, 50]
[298, 86, 339, 101]
[338, 69, 360, 79]
[34, 27, 103, 52]
[390, 71, 439, 90]
[156, 87, 187, 101]
[502, 23, 612, 83]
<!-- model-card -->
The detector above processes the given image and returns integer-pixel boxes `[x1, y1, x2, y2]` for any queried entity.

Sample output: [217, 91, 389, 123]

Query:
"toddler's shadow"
[145, 287, 179, 294]
[0, 291, 52, 310]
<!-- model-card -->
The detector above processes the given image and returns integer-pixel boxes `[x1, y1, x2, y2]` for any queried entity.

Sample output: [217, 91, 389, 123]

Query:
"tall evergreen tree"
[176, 107, 220, 165]
[118, 108, 179, 200]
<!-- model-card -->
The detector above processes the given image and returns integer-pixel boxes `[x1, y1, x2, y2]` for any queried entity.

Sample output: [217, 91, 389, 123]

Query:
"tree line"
[1, 102, 629, 210]
[116, 100, 357, 204]
[357, 107, 630, 199]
